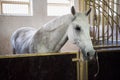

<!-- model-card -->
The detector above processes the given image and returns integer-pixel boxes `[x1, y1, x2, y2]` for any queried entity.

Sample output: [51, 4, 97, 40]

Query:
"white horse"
[11, 6, 96, 60]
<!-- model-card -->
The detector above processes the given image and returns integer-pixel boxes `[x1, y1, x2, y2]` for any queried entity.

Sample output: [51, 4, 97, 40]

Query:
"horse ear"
[71, 6, 76, 15]
[85, 8, 91, 16]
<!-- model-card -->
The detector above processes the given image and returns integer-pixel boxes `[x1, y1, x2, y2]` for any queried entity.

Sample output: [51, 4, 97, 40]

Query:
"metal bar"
[102, 1, 105, 45]
[79, 0, 81, 12]
[87, 0, 119, 25]
[80, 60, 88, 80]
[77, 51, 88, 80]
[96, 8, 117, 47]
[96, 48, 120, 53]
[92, 1, 119, 25]
[116, 0, 119, 45]
[93, 0, 96, 45]
[88, 0, 90, 24]
[86, 61, 88, 80]
[97, 0, 100, 44]
[118, 0, 120, 43]
[100, 0, 120, 18]
[1, 0, 3, 14]
[84, 0, 87, 11]
[86, 0, 91, 45]
[77, 51, 80, 80]
[89, 0, 120, 48]
[80, 61, 84, 80]
[81, 0, 84, 12]
[0, 0, 1, 14]
[111, 0, 114, 44]
[84, 61, 88, 80]
[107, 0, 110, 45]
[94, 45, 120, 49]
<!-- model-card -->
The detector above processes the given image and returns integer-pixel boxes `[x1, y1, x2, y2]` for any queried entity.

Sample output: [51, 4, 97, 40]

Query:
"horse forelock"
[76, 13, 88, 21]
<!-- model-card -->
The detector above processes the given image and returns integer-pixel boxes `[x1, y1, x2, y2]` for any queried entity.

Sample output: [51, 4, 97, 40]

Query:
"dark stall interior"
[89, 48, 120, 80]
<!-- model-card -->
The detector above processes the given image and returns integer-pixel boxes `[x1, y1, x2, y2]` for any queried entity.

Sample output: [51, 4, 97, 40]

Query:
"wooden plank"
[0, 52, 77, 59]
[0, 53, 77, 80]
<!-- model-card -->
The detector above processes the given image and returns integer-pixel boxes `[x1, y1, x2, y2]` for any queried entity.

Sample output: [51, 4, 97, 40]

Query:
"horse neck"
[36, 14, 74, 52]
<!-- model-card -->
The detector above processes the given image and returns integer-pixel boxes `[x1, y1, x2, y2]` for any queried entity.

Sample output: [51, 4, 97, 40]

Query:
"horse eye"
[75, 26, 81, 31]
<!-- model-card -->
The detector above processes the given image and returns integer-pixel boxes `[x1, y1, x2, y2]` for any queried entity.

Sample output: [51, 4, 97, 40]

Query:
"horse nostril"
[87, 52, 90, 57]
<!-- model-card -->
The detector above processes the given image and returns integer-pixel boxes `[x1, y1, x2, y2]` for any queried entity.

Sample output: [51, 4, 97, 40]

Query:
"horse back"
[11, 27, 36, 54]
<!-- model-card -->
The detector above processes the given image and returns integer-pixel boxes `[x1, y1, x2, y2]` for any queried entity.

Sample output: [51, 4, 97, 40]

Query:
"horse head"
[67, 6, 97, 61]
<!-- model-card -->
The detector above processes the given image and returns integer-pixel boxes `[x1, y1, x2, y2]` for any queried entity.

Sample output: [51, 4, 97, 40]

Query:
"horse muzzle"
[87, 51, 98, 61]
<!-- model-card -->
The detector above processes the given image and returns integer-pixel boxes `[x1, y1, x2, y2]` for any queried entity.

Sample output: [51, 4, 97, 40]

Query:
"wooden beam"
[0, 52, 77, 59]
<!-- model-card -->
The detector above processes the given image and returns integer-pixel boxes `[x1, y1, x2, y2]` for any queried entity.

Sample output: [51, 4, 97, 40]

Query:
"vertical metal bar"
[81, 0, 84, 12]
[86, 0, 91, 45]
[80, 61, 88, 80]
[80, 61, 84, 80]
[1, 1, 3, 14]
[78, 1, 89, 79]
[111, 0, 114, 44]
[85, 61, 88, 80]
[78, 52, 88, 80]
[107, 0, 110, 44]
[0, 0, 1, 14]
[118, 0, 120, 43]
[80, 51, 84, 80]
[77, 52, 80, 80]
[88, 0, 90, 24]
[102, 1, 105, 45]
[97, 0, 100, 45]
[93, 0, 96, 45]
[84, 0, 87, 11]
[79, 0, 81, 12]
[116, 0, 118, 45]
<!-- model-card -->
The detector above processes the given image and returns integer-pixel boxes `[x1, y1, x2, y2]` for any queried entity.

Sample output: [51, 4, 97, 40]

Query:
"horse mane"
[42, 14, 74, 31]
